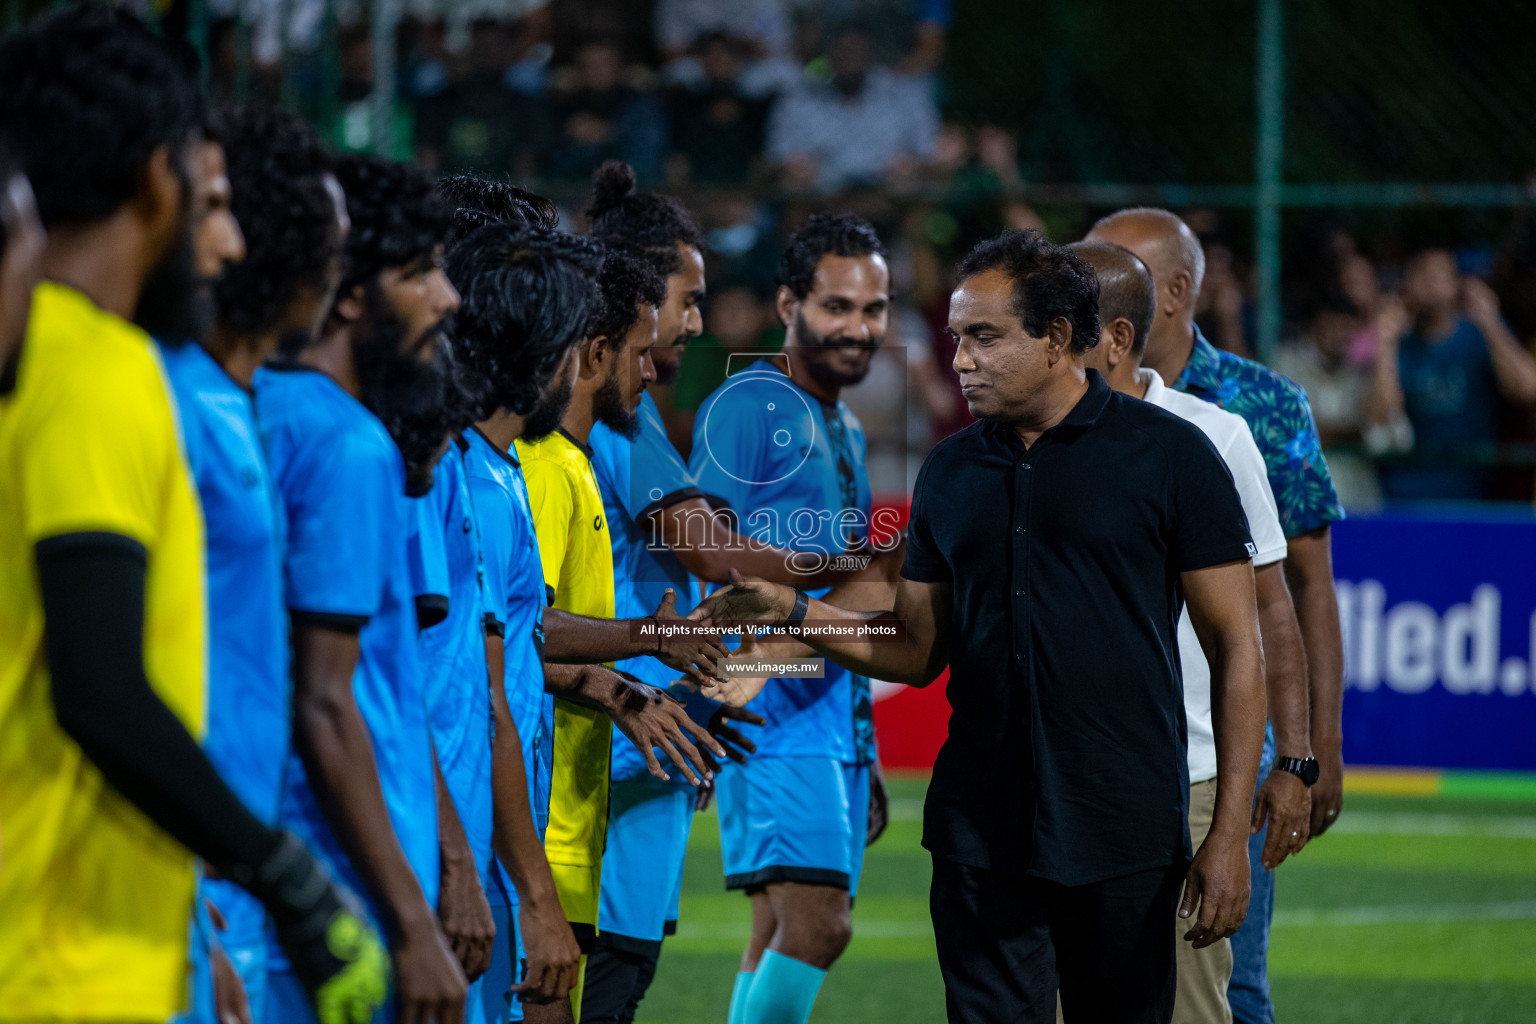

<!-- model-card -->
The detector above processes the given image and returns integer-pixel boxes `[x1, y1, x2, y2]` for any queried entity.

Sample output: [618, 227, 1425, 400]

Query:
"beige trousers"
[1173, 777, 1234, 1024]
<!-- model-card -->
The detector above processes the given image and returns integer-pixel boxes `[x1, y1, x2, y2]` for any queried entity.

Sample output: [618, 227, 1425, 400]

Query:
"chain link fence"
[6, 0, 1536, 502]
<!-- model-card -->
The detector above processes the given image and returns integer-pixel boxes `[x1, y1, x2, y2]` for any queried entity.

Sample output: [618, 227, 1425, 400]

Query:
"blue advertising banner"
[1334, 508, 1536, 771]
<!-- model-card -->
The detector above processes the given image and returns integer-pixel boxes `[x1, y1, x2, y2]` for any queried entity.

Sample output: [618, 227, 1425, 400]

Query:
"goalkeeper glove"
[248, 831, 390, 1024]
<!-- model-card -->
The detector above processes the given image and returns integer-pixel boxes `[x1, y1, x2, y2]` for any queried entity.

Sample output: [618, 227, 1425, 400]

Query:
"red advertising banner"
[867, 495, 951, 768]
[872, 671, 950, 769]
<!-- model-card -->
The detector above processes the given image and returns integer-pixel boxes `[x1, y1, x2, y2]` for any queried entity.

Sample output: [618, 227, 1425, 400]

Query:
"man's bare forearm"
[434, 747, 475, 876]
[1255, 562, 1311, 757]
[659, 499, 894, 588]
[1208, 631, 1268, 844]
[487, 638, 562, 910]
[791, 597, 942, 686]
[1284, 533, 1344, 755]
[741, 571, 903, 662]
[542, 609, 653, 664]
[542, 661, 624, 713]
[291, 629, 435, 940]
[1479, 313, 1536, 405]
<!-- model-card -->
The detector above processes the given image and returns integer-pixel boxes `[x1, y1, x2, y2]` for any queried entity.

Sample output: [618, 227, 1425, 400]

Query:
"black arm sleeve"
[36, 533, 282, 878]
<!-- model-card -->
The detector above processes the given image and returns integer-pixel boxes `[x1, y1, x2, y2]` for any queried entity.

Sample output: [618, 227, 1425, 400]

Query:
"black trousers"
[580, 933, 664, 1024]
[930, 857, 1186, 1024]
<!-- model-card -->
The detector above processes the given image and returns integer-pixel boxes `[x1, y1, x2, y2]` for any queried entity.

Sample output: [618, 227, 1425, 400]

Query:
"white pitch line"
[675, 901, 1536, 940]
[1273, 900, 1536, 928]
[1327, 812, 1536, 839]
[886, 805, 1536, 838]
[672, 921, 934, 940]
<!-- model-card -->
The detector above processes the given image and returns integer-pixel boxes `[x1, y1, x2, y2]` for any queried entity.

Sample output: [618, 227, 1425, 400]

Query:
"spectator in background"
[701, 194, 783, 293]
[666, 33, 772, 186]
[332, 25, 414, 159]
[665, 284, 778, 455]
[1340, 251, 1384, 367]
[1367, 249, 1536, 500]
[766, 23, 938, 194]
[654, 0, 793, 64]
[546, 37, 666, 183]
[1194, 236, 1252, 358]
[1274, 294, 1381, 507]
[414, 19, 548, 177]
[801, 0, 951, 78]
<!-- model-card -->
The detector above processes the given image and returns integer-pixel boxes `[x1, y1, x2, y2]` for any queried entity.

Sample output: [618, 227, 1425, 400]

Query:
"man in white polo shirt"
[1069, 241, 1314, 1024]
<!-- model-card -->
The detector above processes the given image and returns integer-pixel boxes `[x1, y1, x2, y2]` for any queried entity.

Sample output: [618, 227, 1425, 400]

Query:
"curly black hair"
[957, 230, 1102, 353]
[591, 245, 667, 350]
[213, 105, 339, 338]
[0, 4, 201, 227]
[779, 213, 887, 300]
[435, 174, 560, 248]
[585, 160, 704, 277]
[333, 151, 453, 294]
[445, 224, 604, 419]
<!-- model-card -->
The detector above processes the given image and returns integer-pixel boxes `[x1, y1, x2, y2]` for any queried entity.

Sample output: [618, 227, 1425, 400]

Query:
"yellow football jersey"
[0, 282, 207, 1020]
[514, 427, 615, 934]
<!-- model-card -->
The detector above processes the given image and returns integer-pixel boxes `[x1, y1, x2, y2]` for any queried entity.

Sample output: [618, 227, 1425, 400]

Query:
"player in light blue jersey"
[162, 121, 250, 1024]
[409, 411, 500, 1020]
[255, 152, 468, 1024]
[446, 217, 603, 1024]
[689, 215, 895, 1024]
[583, 162, 780, 1024]
[166, 104, 352, 1024]
[443, 214, 734, 1024]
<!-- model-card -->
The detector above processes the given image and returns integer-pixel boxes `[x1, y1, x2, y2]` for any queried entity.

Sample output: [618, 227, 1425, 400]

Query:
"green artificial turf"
[635, 776, 1536, 1023]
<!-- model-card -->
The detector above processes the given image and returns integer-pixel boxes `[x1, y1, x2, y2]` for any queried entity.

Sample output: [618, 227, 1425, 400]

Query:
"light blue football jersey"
[255, 364, 440, 950]
[690, 360, 875, 764]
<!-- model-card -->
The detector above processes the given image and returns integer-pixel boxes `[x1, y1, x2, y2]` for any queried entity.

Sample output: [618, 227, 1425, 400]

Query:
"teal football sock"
[741, 950, 827, 1024]
[727, 970, 756, 1024]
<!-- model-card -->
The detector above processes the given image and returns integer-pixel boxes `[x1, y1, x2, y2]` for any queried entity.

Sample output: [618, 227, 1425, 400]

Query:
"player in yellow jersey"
[514, 245, 732, 1023]
[0, 10, 385, 1024]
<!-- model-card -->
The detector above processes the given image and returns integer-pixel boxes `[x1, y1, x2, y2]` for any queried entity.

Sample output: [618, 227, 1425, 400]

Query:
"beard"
[652, 346, 682, 387]
[522, 361, 576, 441]
[794, 309, 881, 393]
[593, 361, 640, 439]
[353, 298, 451, 497]
[135, 223, 211, 344]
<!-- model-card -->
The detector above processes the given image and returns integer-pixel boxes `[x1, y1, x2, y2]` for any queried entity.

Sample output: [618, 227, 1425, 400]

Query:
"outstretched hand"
[653, 587, 731, 688]
[703, 703, 764, 769]
[601, 668, 728, 786]
[689, 570, 794, 631]
[705, 628, 781, 708]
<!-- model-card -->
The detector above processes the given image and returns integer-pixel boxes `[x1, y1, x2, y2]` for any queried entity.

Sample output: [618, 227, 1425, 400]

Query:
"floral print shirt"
[1172, 328, 1344, 537]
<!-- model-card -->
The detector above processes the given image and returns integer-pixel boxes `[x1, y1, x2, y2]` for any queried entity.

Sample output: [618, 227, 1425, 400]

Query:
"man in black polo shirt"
[693, 230, 1268, 1024]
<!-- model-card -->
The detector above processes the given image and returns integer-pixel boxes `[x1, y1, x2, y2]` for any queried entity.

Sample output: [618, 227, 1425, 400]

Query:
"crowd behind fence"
[10, 0, 1536, 505]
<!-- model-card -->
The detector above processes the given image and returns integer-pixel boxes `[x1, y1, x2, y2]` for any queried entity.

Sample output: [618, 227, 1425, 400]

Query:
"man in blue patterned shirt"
[1091, 209, 1346, 1024]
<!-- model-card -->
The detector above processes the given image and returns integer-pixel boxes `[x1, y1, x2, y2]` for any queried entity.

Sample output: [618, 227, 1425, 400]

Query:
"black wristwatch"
[782, 589, 810, 629]
[1274, 756, 1320, 787]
